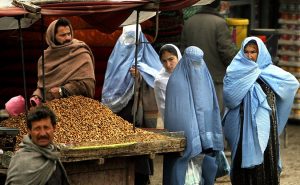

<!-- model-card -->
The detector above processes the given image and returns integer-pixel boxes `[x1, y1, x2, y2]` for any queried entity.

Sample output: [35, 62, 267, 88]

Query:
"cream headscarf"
[154, 44, 182, 120]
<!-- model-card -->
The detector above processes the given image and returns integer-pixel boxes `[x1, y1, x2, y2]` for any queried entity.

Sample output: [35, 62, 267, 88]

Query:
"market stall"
[0, 1, 212, 184]
[0, 130, 185, 185]
[0, 96, 186, 184]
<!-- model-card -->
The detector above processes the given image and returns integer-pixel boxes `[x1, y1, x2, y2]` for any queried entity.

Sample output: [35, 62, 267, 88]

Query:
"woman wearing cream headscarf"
[154, 44, 182, 122]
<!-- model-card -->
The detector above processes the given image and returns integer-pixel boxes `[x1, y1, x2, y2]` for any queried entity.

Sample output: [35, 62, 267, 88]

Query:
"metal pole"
[132, 10, 140, 132]
[17, 16, 28, 115]
[40, 15, 46, 102]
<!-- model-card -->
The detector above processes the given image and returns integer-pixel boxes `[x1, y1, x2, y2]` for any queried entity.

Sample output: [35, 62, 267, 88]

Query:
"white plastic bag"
[215, 151, 230, 178]
[185, 155, 204, 185]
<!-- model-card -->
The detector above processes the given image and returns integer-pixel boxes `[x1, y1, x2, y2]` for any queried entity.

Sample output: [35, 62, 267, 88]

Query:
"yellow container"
[226, 18, 249, 49]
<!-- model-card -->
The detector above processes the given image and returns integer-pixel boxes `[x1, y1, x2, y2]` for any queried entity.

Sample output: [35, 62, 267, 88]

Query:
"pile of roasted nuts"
[1, 96, 168, 148]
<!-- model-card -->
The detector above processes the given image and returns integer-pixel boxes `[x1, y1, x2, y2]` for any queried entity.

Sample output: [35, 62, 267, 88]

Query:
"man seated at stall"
[31, 17, 95, 106]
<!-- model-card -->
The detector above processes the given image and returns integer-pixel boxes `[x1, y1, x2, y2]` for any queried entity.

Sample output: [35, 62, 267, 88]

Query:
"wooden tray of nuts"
[1, 96, 186, 162]
[59, 131, 186, 162]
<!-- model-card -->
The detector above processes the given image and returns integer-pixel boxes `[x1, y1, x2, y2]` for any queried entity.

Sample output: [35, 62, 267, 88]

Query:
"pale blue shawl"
[164, 46, 224, 185]
[101, 25, 162, 112]
[223, 36, 299, 168]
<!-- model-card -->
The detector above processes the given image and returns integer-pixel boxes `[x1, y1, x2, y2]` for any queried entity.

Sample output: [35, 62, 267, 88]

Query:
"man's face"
[55, 25, 72, 45]
[161, 51, 179, 73]
[28, 118, 55, 147]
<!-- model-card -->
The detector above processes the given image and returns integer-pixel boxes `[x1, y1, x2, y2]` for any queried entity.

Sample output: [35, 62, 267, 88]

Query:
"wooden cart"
[60, 132, 185, 185]
[1, 131, 185, 185]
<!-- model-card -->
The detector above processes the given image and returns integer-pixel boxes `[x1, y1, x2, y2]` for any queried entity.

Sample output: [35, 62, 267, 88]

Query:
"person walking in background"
[31, 17, 95, 106]
[101, 24, 162, 129]
[181, 0, 237, 114]
[163, 46, 225, 185]
[222, 37, 299, 185]
[154, 44, 182, 123]
[5, 105, 70, 185]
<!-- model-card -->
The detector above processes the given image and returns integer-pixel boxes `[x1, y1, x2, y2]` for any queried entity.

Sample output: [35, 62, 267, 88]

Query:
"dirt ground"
[150, 121, 300, 185]
[215, 121, 300, 185]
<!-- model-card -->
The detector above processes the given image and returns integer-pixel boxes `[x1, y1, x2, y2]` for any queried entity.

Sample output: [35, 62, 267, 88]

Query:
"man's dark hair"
[54, 17, 71, 36]
[27, 105, 56, 129]
[207, 0, 220, 9]
[159, 45, 179, 59]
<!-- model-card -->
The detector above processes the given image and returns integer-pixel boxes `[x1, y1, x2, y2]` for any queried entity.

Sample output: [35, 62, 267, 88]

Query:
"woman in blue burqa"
[101, 24, 162, 185]
[101, 24, 162, 128]
[164, 46, 224, 185]
[223, 36, 299, 185]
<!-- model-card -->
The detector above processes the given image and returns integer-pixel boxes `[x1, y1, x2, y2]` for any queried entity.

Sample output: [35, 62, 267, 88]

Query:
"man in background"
[181, 0, 237, 114]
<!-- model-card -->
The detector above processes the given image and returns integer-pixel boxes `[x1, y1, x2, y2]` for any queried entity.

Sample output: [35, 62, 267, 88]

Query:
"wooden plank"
[60, 136, 185, 162]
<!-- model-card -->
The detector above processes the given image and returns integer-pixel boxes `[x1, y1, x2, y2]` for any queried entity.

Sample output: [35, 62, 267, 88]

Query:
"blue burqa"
[223, 36, 299, 169]
[101, 25, 162, 112]
[164, 46, 224, 185]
